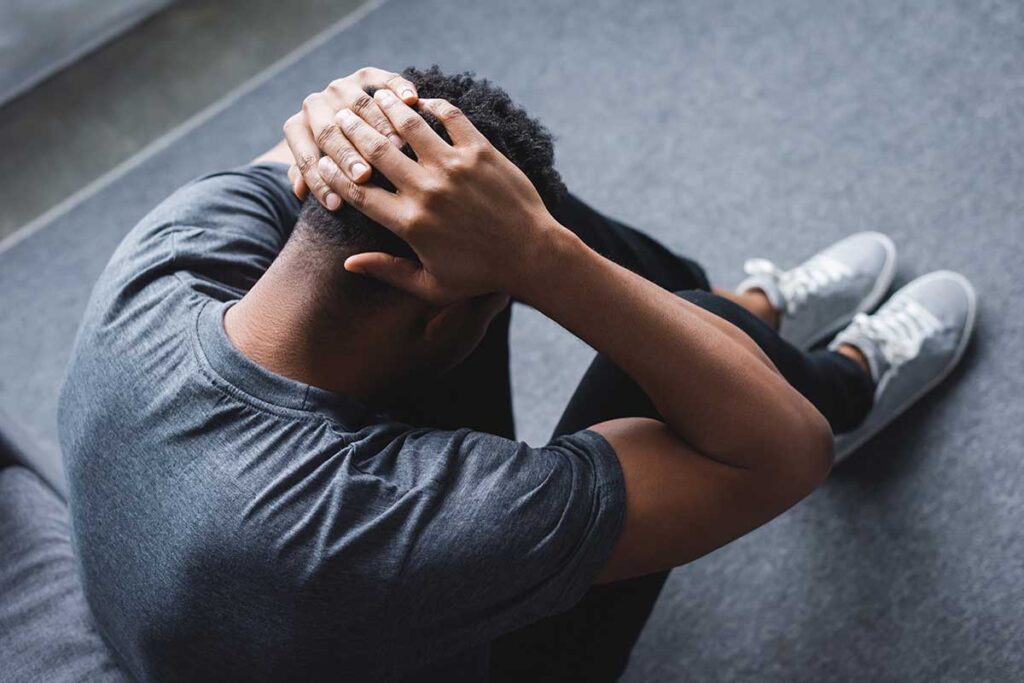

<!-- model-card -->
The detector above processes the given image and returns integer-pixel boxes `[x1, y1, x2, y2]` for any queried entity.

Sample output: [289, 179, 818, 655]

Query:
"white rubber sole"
[834, 270, 978, 461]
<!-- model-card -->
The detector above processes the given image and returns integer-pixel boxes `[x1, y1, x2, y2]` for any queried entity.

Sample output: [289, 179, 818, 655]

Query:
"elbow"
[766, 399, 833, 500]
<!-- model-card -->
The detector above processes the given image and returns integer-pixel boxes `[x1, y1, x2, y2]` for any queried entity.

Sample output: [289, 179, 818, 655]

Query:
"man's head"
[287, 66, 565, 374]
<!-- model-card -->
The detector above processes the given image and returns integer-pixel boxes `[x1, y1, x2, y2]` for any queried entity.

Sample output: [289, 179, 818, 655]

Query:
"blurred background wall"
[0, 0, 369, 241]
[0, 0, 174, 105]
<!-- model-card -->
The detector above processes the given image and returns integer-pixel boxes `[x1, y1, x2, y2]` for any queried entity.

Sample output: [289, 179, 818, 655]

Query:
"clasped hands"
[281, 67, 567, 306]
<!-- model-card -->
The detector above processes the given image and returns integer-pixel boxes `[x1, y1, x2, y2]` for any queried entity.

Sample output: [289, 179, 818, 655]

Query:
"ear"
[422, 301, 468, 344]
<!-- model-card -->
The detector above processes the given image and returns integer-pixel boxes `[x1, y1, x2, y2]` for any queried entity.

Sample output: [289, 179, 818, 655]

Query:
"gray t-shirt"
[58, 163, 626, 681]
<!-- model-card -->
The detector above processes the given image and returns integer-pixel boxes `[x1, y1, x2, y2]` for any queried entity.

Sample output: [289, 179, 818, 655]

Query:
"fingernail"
[351, 162, 369, 179]
[401, 89, 416, 101]
[325, 193, 341, 210]
[337, 108, 355, 122]
[375, 89, 395, 103]
[389, 133, 403, 148]
[318, 156, 340, 175]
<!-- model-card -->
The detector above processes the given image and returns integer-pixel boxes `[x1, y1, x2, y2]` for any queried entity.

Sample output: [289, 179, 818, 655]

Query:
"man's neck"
[223, 247, 412, 402]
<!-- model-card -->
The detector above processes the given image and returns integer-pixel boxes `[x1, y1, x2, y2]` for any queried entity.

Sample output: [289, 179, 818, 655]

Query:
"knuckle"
[418, 178, 449, 204]
[282, 114, 302, 132]
[296, 153, 319, 174]
[350, 93, 375, 116]
[437, 103, 463, 121]
[345, 181, 367, 208]
[355, 66, 375, 80]
[363, 136, 392, 161]
[302, 92, 321, 110]
[471, 142, 496, 162]
[402, 208, 426, 233]
[337, 147, 362, 167]
[313, 124, 340, 149]
[409, 205, 427, 224]
[320, 162, 340, 186]
[441, 154, 468, 176]
[416, 175, 441, 195]
[396, 114, 424, 135]
[338, 115, 361, 137]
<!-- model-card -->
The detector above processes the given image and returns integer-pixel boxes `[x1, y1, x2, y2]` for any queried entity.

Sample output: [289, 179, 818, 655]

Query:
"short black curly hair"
[292, 66, 566, 293]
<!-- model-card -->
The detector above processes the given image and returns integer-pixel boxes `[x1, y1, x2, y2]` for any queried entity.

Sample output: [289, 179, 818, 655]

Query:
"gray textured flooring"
[0, 0, 1022, 680]
[0, 0, 369, 241]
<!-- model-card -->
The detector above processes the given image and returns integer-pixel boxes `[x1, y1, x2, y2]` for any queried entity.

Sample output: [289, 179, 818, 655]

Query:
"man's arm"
[252, 139, 295, 166]
[518, 227, 832, 581]
[316, 90, 833, 583]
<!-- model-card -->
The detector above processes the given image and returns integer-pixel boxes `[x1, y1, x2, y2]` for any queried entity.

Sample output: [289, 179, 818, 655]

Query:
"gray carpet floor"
[0, 0, 1021, 679]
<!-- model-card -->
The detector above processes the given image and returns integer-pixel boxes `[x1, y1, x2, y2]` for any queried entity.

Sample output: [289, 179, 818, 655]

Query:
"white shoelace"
[744, 255, 852, 314]
[842, 297, 942, 369]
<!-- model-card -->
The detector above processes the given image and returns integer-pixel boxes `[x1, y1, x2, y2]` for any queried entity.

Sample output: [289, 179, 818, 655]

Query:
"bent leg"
[490, 290, 874, 683]
[559, 290, 874, 436]
[551, 194, 711, 294]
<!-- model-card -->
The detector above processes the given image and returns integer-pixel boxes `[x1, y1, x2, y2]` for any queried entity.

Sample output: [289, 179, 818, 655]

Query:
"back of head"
[291, 66, 566, 305]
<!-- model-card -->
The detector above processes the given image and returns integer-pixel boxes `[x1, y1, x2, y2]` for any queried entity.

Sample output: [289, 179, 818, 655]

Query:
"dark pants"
[391, 195, 874, 681]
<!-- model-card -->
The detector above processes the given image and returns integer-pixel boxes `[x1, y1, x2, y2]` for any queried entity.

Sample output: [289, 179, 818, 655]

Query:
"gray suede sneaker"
[738, 232, 897, 349]
[831, 271, 977, 461]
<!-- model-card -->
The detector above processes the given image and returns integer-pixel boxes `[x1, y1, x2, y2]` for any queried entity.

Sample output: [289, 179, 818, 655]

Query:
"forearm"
[252, 139, 295, 166]
[518, 223, 829, 470]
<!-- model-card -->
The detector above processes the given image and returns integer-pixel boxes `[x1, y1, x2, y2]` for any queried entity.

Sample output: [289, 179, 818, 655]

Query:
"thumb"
[344, 252, 449, 304]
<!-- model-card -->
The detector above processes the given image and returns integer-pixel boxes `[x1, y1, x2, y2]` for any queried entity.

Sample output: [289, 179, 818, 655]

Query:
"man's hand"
[322, 90, 567, 304]
[283, 67, 419, 210]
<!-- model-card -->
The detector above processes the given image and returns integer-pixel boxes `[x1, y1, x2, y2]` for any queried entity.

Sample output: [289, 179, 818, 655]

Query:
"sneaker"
[830, 271, 977, 461]
[738, 232, 897, 349]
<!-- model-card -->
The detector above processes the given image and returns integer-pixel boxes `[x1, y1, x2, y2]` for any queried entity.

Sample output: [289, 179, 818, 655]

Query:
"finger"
[344, 253, 447, 303]
[283, 111, 340, 210]
[316, 156, 404, 225]
[287, 165, 308, 198]
[303, 92, 372, 184]
[417, 98, 487, 147]
[353, 67, 419, 105]
[373, 89, 449, 158]
[326, 80, 404, 148]
[384, 73, 419, 105]
[335, 108, 421, 185]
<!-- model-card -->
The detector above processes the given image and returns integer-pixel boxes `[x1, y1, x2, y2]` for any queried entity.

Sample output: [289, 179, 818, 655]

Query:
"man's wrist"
[511, 217, 590, 306]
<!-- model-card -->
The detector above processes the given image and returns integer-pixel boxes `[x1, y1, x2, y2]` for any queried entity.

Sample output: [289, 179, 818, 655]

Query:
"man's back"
[58, 164, 626, 681]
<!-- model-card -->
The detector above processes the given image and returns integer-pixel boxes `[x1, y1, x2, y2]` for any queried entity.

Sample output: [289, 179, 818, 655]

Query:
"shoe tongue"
[832, 330, 890, 383]
[859, 336, 890, 383]
[743, 275, 786, 312]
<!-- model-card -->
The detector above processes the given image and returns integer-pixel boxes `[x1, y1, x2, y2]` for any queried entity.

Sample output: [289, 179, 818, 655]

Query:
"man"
[59, 66, 975, 681]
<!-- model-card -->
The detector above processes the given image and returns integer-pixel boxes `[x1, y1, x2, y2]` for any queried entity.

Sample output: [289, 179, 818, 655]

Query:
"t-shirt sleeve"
[384, 427, 626, 665]
[99, 162, 302, 305]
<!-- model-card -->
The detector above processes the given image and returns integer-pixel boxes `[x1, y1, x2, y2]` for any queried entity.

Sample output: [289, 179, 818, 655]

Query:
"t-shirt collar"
[194, 300, 369, 428]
